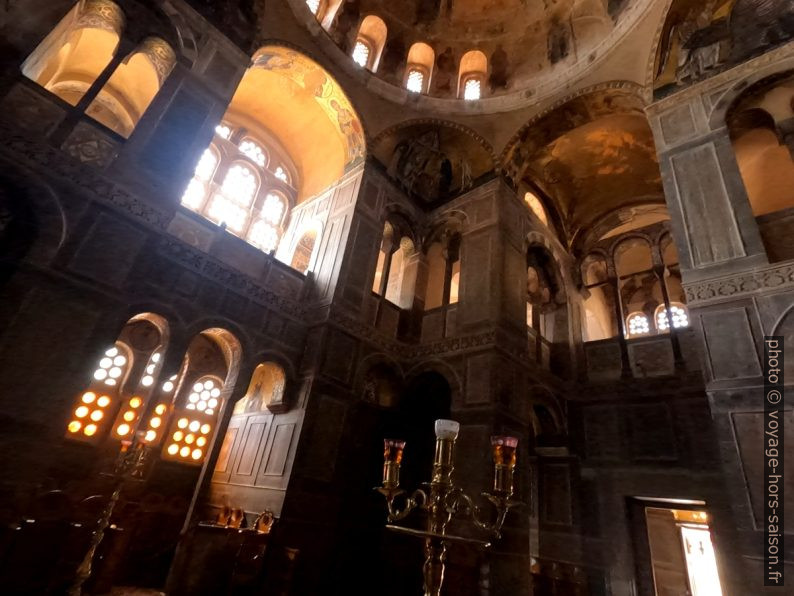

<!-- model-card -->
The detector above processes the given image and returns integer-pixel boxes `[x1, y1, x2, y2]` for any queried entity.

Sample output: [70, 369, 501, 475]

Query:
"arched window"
[524, 191, 549, 227]
[273, 166, 289, 183]
[22, 3, 175, 138]
[353, 16, 388, 72]
[239, 138, 267, 167]
[182, 124, 296, 254]
[156, 329, 241, 465]
[458, 50, 487, 100]
[66, 314, 167, 443]
[626, 312, 651, 337]
[405, 43, 435, 94]
[656, 303, 689, 332]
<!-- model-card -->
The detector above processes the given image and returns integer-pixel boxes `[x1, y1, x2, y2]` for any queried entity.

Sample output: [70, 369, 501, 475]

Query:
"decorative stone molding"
[136, 37, 178, 85]
[648, 41, 794, 118]
[0, 122, 172, 230]
[327, 307, 507, 362]
[159, 238, 308, 319]
[76, 0, 125, 35]
[61, 122, 120, 168]
[684, 262, 794, 306]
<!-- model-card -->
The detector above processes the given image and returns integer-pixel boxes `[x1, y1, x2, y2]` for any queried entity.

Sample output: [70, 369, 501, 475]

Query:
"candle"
[490, 435, 518, 496]
[383, 439, 405, 489]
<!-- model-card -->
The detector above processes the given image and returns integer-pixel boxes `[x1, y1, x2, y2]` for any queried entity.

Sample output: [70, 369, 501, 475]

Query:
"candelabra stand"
[68, 433, 149, 596]
[377, 420, 520, 596]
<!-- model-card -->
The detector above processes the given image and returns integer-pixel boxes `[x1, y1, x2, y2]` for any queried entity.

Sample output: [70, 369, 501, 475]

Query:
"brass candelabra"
[69, 433, 148, 596]
[377, 419, 520, 596]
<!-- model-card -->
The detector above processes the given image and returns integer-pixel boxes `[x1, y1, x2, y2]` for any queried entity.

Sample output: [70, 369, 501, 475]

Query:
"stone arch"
[499, 82, 647, 168]
[227, 43, 368, 199]
[381, 204, 421, 247]
[0, 165, 66, 273]
[525, 233, 568, 302]
[354, 353, 405, 408]
[709, 62, 794, 130]
[527, 384, 566, 435]
[374, 117, 498, 166]
[182, 318, 251, 386]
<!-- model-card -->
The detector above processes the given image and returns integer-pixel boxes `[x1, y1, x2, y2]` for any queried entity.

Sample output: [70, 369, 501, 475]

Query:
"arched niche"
[145, 327, 242, 466]
[65, 312, 169, 445]
[354, 15, 387, 72]
[227, 46, 366, 200]
[22, 2, 176, 137]
[458, 50, 487, 99]
[405, 42, 435, 93]
[360, 362, 403, 408]
[234, 361, 288, 414]
[726, 73, 794, 217]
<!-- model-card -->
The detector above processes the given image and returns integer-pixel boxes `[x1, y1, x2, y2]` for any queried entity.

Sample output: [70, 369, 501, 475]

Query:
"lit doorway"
[645, 507, 723, 596]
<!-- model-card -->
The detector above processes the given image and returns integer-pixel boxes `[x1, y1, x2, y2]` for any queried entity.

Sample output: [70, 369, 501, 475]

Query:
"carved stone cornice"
[0, 117, 307, 321]
[684, 262, 794, 306]
[0, 122, 172, 230]
[158, 238, 308, 319]
[327, 308, 504, 361]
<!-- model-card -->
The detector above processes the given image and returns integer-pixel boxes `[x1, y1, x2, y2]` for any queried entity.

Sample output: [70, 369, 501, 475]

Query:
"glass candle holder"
[432, 420, 459, 484]
[383, 439, 405, 489]
[490, 435, 518, 496]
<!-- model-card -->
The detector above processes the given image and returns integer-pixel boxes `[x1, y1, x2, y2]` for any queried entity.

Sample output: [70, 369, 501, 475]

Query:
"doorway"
[629, 499, 724, 596]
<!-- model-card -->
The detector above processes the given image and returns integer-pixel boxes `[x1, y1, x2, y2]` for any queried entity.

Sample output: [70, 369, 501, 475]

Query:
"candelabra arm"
[448, 488, 517, 538]
[384, 488, 427, 522]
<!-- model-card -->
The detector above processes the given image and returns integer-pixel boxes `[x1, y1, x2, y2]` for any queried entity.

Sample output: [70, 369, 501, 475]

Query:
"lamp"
[377, 420, 520, 596]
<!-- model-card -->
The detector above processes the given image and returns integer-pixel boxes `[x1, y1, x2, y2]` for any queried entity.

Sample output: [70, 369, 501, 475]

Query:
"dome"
[293, 0, 653, 110]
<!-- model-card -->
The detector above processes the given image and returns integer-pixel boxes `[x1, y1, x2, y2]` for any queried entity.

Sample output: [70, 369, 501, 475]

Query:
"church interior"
[0, 0, 792, 594]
